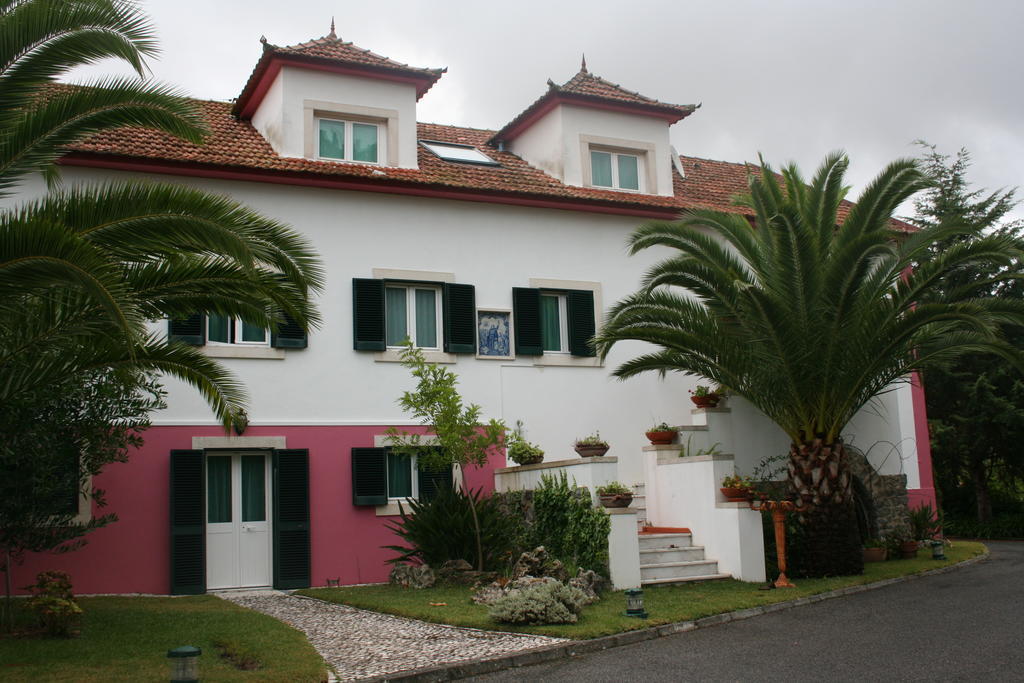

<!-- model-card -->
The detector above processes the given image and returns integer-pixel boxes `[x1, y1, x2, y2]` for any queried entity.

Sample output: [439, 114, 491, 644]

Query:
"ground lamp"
[749, 498, 797, 588]
[625, 588, 648, 618]
[931, 540, 947, 561]
[167, 646, 201, 682]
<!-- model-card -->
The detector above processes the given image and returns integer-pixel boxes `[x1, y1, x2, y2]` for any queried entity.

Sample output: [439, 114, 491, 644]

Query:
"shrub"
[596, 481, 631, 496]
[909, 503, 942, 540]
[384, 486, 523, 572]
[488, 580, 589, 625]
[25, 570, 81, 637]
[531, 473, 610, 575]
[506, 421, 544, 465]
[942, 513, 1024, 539]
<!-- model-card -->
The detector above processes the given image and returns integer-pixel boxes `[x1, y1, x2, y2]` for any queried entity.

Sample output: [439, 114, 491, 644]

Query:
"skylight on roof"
[420, 141, 499, 166]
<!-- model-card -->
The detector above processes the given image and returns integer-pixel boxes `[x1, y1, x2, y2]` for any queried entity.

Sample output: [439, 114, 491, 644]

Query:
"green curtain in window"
[352, 123, 378, 162]
[415, 289, 437, 348]
[207, 456, 231, 523]
[387, 453, 412, 498]
[386, 287, 408, 346]
[591, 151, 612, 187]
[241, 455, 265, 522]
[618, 155, 639, 190]
[208, 313, 229, 343]
[319, 120, 345, 159]
[540, 295, 561, 351]
[240, 320, 265, 343]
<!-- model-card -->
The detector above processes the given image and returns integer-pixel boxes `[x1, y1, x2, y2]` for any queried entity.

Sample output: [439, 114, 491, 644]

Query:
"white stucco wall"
[507, 105, 564, 180]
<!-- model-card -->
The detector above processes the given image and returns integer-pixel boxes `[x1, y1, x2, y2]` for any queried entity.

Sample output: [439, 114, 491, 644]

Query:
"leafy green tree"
[595, 153, 1024, 576]
[913, 143, 1024, 523]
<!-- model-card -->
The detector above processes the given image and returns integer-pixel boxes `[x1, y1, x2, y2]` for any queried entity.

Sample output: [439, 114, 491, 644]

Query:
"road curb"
[370, 548, 990, 682]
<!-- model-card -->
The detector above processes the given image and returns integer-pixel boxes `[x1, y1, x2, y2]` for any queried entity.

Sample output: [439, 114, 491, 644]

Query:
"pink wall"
[908, 372, 938, 511]
[13, 425, 505, 595]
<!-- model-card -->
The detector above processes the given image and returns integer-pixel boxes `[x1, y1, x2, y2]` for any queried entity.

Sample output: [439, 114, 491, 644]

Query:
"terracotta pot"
[899, 540, 919, 559]
[512, 454, 544, 466]
[691, 394, 720, 408]
[863, 547, 887, 562]
[575, 444, 609, 458]
[599, 493, 633, 508]
[720, 487, 751, 501]
[645, 430, 677, 445]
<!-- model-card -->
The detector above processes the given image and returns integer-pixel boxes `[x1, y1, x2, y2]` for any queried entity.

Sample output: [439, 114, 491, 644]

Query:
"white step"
[641, 573, 731, 586]
[640, 546, 706, 564]
[638, 533, 692, 550]
[641, 559, 721, 581]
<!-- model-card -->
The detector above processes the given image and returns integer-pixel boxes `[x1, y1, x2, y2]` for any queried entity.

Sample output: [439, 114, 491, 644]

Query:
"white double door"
[206, 452, 272, 590]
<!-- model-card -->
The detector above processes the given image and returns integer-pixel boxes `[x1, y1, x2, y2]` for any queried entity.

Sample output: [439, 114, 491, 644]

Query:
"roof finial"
[328, 17, 337, 39]
[581, 53, 587, 73]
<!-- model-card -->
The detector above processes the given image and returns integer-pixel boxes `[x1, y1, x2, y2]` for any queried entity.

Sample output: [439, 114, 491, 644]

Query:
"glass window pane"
[386, 287, 408, 346]
[591, 151, 612, 187]
[352, 123, 378, 162]
[208, 313, 229, 343]
[387, 453, 412, 498]
[241, 455, 266, 522]
[240, 320, 266, 343]
[415, 289, 437, 348]
[540, 295, 562, 351]
[207, 457, 231, 523]
[618, 154, 639, 190]
[319, 119, 345, 159]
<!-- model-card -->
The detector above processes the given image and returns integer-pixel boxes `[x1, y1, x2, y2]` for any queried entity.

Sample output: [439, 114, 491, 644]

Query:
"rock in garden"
[568, 568, 604, 604]
[388, 563, 435, 589]
[511, 547, 569, 582]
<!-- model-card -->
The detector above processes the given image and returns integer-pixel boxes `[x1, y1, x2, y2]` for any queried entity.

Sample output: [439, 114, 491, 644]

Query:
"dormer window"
[590, 149, 641, 192]
[317, 117, 380, 164]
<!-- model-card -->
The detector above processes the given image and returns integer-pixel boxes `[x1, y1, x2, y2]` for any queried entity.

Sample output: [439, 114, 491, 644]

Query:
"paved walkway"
[220, 591, 565, 681]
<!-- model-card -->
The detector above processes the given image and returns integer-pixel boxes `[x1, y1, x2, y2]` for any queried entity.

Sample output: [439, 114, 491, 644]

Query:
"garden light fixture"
[625, 588, 648, 618]
[931, 540, 947, 560]
[167, 645, 201, 682]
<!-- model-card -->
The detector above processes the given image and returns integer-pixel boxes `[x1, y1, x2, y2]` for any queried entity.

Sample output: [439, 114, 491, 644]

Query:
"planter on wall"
[690, 394, 720, 408]
[599, 493, 633, 508]
[720, 487, 752, 502]
[863, 547, 887, 562]
[575, 444, 609, 458]
[645, 430, 677, 445]
[899, 541, 919, 559]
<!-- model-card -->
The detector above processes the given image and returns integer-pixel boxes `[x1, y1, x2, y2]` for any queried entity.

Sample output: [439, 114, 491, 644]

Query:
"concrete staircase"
[631, 483, 648, 532]
[638, 532, 730, 585]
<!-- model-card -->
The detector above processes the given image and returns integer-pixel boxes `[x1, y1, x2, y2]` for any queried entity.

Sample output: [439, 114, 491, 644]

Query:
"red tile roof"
[272, 34, 444, 79]
[60, 95, 912, 231]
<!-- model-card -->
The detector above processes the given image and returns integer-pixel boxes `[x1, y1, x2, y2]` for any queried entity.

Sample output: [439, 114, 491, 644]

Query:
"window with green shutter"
[352, 447, 452, 505]
[514, 287, 596, 357]
[168, 314, 206, 346]
[272, 449, 310, 590]
[353, 278, 475, 353]
[169, 450, 205, 595]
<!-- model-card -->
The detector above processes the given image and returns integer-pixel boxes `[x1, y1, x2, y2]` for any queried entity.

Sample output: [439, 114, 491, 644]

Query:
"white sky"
[72, 0, 1024, 220]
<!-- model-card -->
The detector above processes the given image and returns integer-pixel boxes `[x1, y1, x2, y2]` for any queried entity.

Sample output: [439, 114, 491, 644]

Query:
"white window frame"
[589, 148, 642, 192]
[386, 452, 419, 502]
[206, 315, 270, 348]
[385, 284, 443, 351]
[539, 291, 570, 354]
[316, 116, 382, 164]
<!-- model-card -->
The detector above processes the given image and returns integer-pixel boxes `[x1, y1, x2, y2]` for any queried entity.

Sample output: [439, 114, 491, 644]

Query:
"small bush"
[25, 570, 81, 637]
[488, 580, 589, 625]
[531, 473, 610, 575]
[943, 513, 1024, 539]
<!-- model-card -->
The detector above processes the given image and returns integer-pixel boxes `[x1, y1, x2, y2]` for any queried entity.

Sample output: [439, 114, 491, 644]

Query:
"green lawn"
[299, 541, 986, 640]
[0, 595, 326, 682]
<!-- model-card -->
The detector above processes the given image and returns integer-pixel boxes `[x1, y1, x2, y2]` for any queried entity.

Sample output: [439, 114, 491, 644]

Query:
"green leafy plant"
[488, 580, 589, 625]
[574, 432, 608, 447]
[531, 473, 610, 575]
[721, 474, 754, 490]
[648, 422, 675, 432]
[25, 571, 81, 637]
[908, 503, 942, 541]
[690, 385, 715, 397]
[596, 482, 631, 496]
[506, 420, 544, 465]
[383, 486, 521, 573]
[862, 537, 885, 549]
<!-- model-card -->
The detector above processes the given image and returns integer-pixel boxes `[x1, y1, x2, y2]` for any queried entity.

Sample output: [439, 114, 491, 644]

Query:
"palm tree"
[594, 153, 1024, 576]
[0, 0, 324, 427]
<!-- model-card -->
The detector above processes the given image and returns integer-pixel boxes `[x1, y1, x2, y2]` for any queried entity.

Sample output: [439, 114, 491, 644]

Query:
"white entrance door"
[206, 452, 272, 590]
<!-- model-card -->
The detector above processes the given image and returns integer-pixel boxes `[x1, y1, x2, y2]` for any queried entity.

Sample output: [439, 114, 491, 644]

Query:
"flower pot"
[899, 540, 919, 559]
[575, 444, 609, 458]
[863, 547, 887, 562]
[720, 487, 751, 502]
[599, 493, 633, 508]
[511, 454, 544, 466]
[645, 430, 676, 445]
[690, 394, 720, 408]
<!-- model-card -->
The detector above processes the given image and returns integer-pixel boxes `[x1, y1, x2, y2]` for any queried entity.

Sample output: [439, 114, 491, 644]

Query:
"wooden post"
[750, 499, 797, 588]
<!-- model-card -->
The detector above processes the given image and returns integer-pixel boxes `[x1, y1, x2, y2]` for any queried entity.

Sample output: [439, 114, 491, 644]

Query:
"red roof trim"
[57, 153, 681, 219]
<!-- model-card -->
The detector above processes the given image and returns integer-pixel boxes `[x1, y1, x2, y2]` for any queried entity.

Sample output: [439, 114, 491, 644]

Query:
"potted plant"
[908, 503, 941, 542]
[897, 536, 919, 560]
[574, 432, 610, 458]
[596, 481, 633, 508]
[689, 385, 721, 408]
[506, 420, 544, 466]
[863, 538, 887, 562]
[720, 474, 755, 501]
[645, 422, 677, 445]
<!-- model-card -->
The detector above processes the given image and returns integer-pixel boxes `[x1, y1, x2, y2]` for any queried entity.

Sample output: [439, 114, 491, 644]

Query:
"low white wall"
[606, 508, 641, 589]
[494, 457, 619, 503]
[651, 453, 765, 582]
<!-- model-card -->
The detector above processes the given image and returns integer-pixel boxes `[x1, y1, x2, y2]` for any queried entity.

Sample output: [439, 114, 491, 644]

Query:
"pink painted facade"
[12, 425, 503, 595]
[907, 372, 938, 511]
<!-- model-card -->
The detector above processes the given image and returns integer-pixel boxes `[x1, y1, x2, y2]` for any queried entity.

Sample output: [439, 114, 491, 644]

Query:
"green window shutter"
[443, 282, 476, 353]
[567, 290, 597, 357]
[353, 279, 386, 350]
[418, 459, 454, 503]
[351, 447, 388, 506]
[273, 449, 310, 590]
[512, 287, 543, 355]
[170, 450, 205, 595]
[271, 310, 308, 349]
[168, 314, 205, 346]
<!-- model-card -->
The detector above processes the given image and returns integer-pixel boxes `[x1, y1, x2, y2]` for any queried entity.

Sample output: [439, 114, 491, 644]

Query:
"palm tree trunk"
[788, 439, 864, 577]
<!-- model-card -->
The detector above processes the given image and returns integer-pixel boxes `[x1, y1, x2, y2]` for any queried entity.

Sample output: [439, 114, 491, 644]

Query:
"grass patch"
[298, 541, 986, 640]
[0, 595, 325, 682]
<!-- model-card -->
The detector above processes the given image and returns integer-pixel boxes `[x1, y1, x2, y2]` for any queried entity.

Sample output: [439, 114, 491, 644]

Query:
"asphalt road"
[469, 542, 1023, 682]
